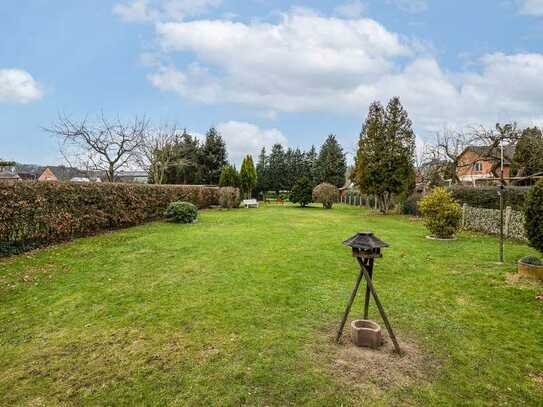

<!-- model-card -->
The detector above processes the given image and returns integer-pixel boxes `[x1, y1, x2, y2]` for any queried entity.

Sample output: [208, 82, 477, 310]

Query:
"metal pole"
[499, 142, 504, 263]
[336, 269, 364, 343]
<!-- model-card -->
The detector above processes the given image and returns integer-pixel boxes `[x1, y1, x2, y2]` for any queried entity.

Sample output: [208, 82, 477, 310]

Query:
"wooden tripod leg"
[357, 258, 402, 354]
[335, 269, 364, 343]
[363, 258, 373, 319]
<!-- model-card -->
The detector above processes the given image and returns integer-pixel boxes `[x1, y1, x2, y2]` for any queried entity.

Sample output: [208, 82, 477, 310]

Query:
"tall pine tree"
[255, 147, 269, 197]
[316, 135, 347, 188]
[200, 127, 227, 185]
[354, 97, 415, 213]
[268, 144, 286, 194]
[164, 129, 201, 185]
[304, 145, 319, 186]
[239, 154, 257, 198]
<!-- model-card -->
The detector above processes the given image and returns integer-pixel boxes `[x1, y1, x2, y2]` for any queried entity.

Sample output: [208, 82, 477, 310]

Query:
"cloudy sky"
[2, 0, 543, 165]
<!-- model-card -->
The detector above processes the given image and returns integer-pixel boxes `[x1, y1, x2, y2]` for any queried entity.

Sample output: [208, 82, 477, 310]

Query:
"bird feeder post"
[336, 232, 401, 354]
[362, 257, 374, 320]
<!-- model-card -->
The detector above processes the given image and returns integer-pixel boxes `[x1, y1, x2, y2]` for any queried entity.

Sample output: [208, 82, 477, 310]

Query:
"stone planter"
[518, 260, 543, 282]
[350, 319, 383, 349]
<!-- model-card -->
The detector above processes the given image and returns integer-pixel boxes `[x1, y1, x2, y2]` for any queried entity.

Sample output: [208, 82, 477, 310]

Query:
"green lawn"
[1, 204, 542, 405]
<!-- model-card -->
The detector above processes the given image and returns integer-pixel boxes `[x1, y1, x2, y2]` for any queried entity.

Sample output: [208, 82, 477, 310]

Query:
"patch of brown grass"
[529, 373, 543, 389]
[0, 262, 71, 295]
[505, 272, 543, 290]
[310, 323, 439, 395]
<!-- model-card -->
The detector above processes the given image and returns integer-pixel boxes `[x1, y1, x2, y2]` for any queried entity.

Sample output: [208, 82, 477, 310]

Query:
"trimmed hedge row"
[449, 185, 530, 211]
[0, 182, 220, 255]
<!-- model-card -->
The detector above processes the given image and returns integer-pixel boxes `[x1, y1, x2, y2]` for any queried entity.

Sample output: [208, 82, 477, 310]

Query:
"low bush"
[218, 187, 241, 209]
[164, 201, 198, 223]
[0, 182, 219, 255]
[289, 177, 313, 207]
[520, 255, 543, 266]
[449, 185, 529, 211]
[419, 187, 462, 239]
[312, 183, 339, 209]
[400, 192, 423, 216]
[525, 180, 543, 254]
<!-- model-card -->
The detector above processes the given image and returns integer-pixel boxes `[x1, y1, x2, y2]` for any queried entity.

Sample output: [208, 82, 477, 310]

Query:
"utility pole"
[498, 141, 504, 264]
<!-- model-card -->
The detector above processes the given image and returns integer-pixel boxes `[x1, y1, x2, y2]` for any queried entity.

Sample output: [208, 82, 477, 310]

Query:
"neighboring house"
[114, 171, 148, 184]
[38, 167, 59, 182]
[37, 166, 102, 182]
[17, 172, 37, 181]
[457, 145, 516, 184]
[339, 179, 355, 199]
[0, 166, 21, 182]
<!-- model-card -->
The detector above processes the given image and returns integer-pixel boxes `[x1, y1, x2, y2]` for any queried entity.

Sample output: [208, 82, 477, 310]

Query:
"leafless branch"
[45, 113, 149, 182]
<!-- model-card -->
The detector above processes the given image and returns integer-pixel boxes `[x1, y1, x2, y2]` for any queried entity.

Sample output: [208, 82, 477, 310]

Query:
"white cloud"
[335, 1, 366, 18]
[144, 9, 543, 136]
[0, 69, 43, 104]
[151, 10, 411, 112]
[113, 0, 221, 22]
[215, 121, 288, 165]
[518, 0, 543, 16]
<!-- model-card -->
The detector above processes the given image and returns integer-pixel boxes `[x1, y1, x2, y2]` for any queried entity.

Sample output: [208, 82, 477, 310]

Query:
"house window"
[473, 162, 482, 172]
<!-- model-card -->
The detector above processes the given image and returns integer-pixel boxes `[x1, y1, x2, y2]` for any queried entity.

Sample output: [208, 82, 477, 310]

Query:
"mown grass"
[1, 204, 542, 405]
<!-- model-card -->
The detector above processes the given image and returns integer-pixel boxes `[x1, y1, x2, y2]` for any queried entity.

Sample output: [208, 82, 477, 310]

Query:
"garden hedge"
[449, 185, 529, 211]
[0, 182, 220, 255]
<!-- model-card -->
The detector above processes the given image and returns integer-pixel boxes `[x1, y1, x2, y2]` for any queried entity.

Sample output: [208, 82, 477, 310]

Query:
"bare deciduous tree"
[424, 128, 470, 184]
[469, 123, 521, 180]
[46, 113, 148, 182]
[138, 124, 189, 185]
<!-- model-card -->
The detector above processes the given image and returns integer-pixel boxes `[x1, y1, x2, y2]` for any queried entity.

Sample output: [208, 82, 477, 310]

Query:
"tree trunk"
[107, 165, 115, 182]
[378, 193, 390, 214]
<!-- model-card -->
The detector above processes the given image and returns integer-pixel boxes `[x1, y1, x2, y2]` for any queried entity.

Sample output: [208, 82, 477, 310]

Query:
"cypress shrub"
[525, 180, 543, 254]
[289, 177, 313, 207]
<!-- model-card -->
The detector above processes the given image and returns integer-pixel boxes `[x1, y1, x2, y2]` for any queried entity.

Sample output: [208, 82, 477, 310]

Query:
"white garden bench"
[242, 199, 259, 208]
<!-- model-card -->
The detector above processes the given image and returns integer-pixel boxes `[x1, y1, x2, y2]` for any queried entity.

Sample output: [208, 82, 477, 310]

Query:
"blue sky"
[2, 0, 543, 166]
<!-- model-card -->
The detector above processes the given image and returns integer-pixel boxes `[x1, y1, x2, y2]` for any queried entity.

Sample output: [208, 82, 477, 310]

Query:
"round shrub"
[164, 201, 198, 224]
[219, 187, 241, 209]
[312, 183, 339, 209]
[289, 177, 313, 207]
[525, 180, 543, 254]
[419, 187, 462, 239]
[520, 255, 543, 266]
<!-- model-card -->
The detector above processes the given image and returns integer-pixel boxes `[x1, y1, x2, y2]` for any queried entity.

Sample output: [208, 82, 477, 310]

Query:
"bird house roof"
[343, 232, 389, 250]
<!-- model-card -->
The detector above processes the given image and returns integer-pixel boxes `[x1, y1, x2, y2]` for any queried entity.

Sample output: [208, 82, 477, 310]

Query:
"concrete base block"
[350, 319, 383, 349]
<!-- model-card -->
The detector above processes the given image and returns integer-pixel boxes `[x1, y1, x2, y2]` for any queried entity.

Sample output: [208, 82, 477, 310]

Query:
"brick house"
[38, 167, 59, 182]
[457, 145, 516, 184]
